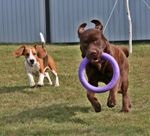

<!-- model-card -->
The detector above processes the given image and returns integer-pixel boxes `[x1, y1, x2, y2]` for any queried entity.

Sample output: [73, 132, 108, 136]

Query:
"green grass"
[0, 43, 150, 136]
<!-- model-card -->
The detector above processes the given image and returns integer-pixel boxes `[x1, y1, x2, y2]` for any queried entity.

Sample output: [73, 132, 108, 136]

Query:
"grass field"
[0, 43, 150, 136]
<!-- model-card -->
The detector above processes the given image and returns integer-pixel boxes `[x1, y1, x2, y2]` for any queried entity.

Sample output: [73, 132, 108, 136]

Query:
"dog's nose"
[30, 59, 34, 64]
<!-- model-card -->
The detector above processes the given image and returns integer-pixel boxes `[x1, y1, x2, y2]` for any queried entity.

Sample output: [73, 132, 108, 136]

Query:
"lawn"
[0, 43, 149, 136]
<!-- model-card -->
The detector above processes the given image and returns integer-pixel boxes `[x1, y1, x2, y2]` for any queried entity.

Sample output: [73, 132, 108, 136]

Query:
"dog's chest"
[87, 62, 113, 84]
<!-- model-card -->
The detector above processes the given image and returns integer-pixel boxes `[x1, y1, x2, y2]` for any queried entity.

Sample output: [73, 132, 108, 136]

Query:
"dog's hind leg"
[51, 70, 59, 86]
[120, 76, 131, 112]
[45, 72, 52, 85]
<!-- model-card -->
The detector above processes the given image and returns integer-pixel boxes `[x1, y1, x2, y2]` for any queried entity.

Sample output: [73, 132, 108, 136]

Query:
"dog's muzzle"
[87, 50, 101, 62]
[30, 59, 35, 65]
[27, 59, 36, 67]
[87, 50, 102, 70]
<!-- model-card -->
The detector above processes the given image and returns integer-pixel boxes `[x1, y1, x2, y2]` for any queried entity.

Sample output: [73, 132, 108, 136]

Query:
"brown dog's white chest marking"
[13, 45, 59, 87]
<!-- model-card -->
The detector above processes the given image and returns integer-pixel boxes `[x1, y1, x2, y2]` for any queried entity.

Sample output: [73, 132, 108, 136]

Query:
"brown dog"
[13, 45, 59, 87]
[78, 19, 131, 112]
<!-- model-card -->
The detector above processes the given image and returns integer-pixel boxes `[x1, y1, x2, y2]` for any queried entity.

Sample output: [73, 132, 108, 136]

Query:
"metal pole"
[125, 0, 133, 53]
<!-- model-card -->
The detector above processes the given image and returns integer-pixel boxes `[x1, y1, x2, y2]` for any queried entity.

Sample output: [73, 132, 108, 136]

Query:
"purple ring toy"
[78, 53, 120, 93]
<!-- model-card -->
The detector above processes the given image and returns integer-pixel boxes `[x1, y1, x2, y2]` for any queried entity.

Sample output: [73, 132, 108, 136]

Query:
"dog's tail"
[120, 46, 129, 57]
[40, 32, 46, 47]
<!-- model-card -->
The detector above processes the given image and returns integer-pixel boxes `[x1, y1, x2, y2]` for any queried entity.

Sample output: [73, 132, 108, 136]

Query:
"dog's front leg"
[87, 80, 101, 112]
[107, 83, 118, 108]
[37, 73, 45, 86]
[87, 91, 101, 112]
[25, 62, 35, 87]
[27, 72, 35, 87]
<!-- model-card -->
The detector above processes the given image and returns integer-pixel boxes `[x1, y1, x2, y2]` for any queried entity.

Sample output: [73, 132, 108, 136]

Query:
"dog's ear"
[34, 45, 47, 58]
[77, 23, 87, 37]
[13, 45, 26, 58]
[103, 41, 111, 54]
[80, 46, 86, 58]
[91, 19, 103, 31]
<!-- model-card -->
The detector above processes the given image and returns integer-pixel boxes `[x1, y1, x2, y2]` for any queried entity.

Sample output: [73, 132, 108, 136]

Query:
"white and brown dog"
[13, 45, 59, 87]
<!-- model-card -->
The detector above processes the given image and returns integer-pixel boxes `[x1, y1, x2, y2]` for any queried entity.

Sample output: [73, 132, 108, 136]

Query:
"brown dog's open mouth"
[90, 58, 101, 70]
[89, 58, 101, 64]
[93, 57, 100, 62]
[87, 56, 102, 70]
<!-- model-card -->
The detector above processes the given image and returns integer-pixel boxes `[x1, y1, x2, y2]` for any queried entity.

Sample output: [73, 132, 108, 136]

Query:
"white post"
[125, 0, 132, 54]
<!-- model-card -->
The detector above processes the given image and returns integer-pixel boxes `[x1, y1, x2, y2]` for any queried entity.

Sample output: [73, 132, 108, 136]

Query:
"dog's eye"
[94, 40, 100, 45]
[94, 41, 97, 45]
[26, 53, 29, 57]
[33, 53, 37, 56]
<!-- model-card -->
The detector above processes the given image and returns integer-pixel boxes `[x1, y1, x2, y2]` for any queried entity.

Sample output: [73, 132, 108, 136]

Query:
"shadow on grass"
[1, 103, 90, 125]
[0, 84, 55, 94]
[0, 85, 28, 93]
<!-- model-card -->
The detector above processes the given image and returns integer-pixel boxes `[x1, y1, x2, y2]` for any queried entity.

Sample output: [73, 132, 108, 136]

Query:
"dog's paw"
[48, 82, 53, 86]
[29, 82, 36, 88]
[30, 85, 36, 88]
[107, 100, 116, 108]
[87, 94, 101, 112]
[37, 84, 44, 87]
[37, 82, 44, 87]
[120, 108, 130, 112]
[54, 83, 60, 87]
[93, 103, 101, 112]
